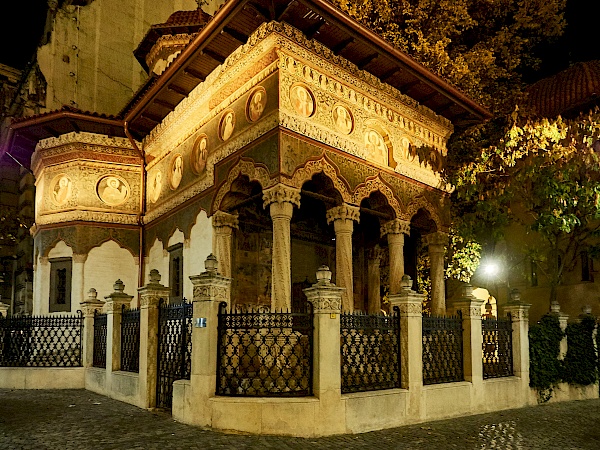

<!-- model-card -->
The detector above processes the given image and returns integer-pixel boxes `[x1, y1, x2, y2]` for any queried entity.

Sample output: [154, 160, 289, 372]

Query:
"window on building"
[49, 258, 72, 312]
[581, 251, 593, 282]
[169, 244, 183, 303]
[531, 259, 538, 287]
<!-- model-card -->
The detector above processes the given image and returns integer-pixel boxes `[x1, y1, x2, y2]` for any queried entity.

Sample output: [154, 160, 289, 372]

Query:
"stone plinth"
[104, 280, 134, 373]
[79, 288, 105, 368]
[502, 289, 532, 390]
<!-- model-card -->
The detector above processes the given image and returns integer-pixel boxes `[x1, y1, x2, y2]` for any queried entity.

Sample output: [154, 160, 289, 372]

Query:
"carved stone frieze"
[398, 302, 423, 316]
[351, 176, 402, 218]
[289, 157, 352, 202]
[192, 285, 230, 301]
[36, 210, 138, 226]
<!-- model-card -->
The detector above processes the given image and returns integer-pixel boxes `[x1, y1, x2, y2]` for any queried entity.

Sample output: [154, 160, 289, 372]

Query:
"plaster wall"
[34, 240, 74, 315]
[83, 240, 138, 304]
[187, 211, 213, 289]
[145, 239, 169, 288]
[37, 0, 196, 115]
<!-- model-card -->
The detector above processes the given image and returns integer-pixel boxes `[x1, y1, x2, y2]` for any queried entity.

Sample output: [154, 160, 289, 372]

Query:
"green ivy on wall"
[529, 314, 563, 402]
[563, 315, 598, 386]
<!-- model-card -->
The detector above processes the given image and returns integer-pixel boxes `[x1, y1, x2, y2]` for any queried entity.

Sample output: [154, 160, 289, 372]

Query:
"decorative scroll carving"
[212, 210, 239, 230]
[381, 218, 411, 237]
[326, 204, 360, 224]
[424, 231, 449, 249]
[262, 184, 301, 208]
[398, 302, 423, 316]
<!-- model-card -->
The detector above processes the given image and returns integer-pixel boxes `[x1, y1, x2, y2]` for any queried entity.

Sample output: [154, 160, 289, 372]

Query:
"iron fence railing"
[340, 307, 401, 393]
[482, 314, 513, 379]
[217, 303, 313, 397]
[156, 299, 193, 410]
[422, 312, 464, 385]
[93, 312, 108, 369]
[0, 313, 83, 367]
[120, 306, 140, 373]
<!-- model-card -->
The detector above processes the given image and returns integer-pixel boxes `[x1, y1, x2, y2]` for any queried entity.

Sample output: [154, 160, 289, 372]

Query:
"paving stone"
[1, 389, 599, 449]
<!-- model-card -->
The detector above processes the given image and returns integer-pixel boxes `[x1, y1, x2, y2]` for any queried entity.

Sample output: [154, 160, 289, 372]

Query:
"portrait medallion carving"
[97, 175, 130, 206]
[364, 129, 388, 166]
[190, 134, 208, 175]
[50, 174, 72, 206]
[149, 170, 162, 203]
[219, 110, 236, 141]
[246, 87, 267, 122]
[332, 104, 353, 134]
[289, 83, 315, 117]
[170, 154, 184, 190]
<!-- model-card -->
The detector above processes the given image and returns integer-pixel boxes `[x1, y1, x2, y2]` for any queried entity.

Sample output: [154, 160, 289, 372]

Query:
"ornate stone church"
[5, 0, 490, 316]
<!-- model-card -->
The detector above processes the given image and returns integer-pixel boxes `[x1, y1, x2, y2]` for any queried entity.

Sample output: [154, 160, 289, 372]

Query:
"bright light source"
[482, 261, 500, 277]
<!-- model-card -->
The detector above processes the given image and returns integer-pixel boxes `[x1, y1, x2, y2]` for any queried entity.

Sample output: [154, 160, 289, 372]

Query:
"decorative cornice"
[36, 210, 139, 226]
[212, 210, 239, 230]
[326, 203, 360, 224]
[262, 184, 301, 208]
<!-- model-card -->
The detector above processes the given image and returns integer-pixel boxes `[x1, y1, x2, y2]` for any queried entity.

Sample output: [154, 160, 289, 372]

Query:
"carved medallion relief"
[247, 87, 267, 122]
[50, 174, 72, 206]
[97, 175, 130, 206]
[170, 154, 184, 190]
[190, 134, 209, 175]
[219, 110, 236, 141]
[289, 83, 315, 117]
[332, 104, 354, 135]
[150, 170, 163, 203]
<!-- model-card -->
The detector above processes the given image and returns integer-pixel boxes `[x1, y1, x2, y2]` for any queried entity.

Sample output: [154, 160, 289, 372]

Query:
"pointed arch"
[289, 156, 352, 203]
[406, 196, 444, 232]
[351, 175, 402, 218]
[212, 158, 274, 214]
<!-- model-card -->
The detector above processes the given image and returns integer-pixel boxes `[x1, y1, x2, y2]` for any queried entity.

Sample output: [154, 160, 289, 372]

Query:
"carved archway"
[211, 158, 273, 214]
[351, 175, 402, 219]
[405, 196, 444, 232]
[290, 157, 352, 203]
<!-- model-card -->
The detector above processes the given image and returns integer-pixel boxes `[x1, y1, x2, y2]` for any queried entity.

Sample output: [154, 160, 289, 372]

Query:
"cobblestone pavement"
[1, 389, 599, 449]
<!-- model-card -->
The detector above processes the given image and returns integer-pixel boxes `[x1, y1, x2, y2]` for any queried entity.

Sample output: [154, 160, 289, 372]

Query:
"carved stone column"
[138, 269, 171, 408]
[72, 253, 88, 313]
[211, 211, 239, 278]
[451, 285, 484, 387]
[367, 246, 382, 314]
[381, 219, 411, 295]
[178, 254, 232, 426]
[104, 279, 134, 373]
[425, 231, 448, 315]
[326, 203, 360, 312]
[263, 184, 301, 311]
[79, 288, 104, 367]
[303, 266, 345, 435]
[388, 275, 424, 417]
[502, 289, 532, 396]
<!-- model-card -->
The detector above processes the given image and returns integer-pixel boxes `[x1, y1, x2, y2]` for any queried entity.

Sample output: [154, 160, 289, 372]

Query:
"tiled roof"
[11, 105, 121, 124]
[527, 60, 600, 118]
[163, 9, 212, 27]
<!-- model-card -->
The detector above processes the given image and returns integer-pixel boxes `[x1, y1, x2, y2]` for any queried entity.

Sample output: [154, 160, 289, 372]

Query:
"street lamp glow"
[482, 261, 500, 277]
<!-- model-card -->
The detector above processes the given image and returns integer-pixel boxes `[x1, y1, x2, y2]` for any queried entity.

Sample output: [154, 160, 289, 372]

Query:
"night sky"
[1, 1, 599, 83]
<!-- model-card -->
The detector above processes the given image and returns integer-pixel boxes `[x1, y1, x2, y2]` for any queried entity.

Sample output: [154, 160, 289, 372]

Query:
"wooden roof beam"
[221, 26, 249, 43]
[400, 79, 421, 93]
[183, 66, 206, 81]
[43, 126, 60, 138]
[168, 83, 189, 96]
[141, 111, 163, 123]
[357, 53, 379, 70]
[202, 49, 226, 64]
[419, 91, 439, 104]
[305, 19, 326, 39]
[275, 0, 297, 20]
[154, 99, 177, 110]
[380, 67, 401, 82]
[331, 37, 354, 55]
[244, 2, 272, 20]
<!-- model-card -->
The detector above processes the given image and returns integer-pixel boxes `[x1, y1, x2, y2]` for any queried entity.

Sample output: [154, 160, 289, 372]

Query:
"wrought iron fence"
[93, 312, 108, 369]
[156, 299, 193, 409]
[120, 306, 140, 373]
[0, 313, 83, 367]
[422, 312, 464, 385]
[217, 303, 313, 397]
[340, 307, 401, 393]
[482, 314, 513, 379]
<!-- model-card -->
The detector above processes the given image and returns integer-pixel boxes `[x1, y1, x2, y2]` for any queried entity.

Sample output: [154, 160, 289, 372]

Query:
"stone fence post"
[79, 288, 104, 367]
[138, 269, 170, 408]
[502, 289, 531, 391]
[104, 280, 134, 374]
[451, 285, 484, 384]
[389, 275, 424, 417]
[303, 265, 345, 436]
[550, 301, 569, 359]
[185, 254, 231, 426]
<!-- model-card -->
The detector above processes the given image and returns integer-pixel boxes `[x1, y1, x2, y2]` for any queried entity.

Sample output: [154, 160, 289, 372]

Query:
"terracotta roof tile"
[163, 9, 212, 27]
[527, 60, 600, 117]
[11, 105, 121, 124]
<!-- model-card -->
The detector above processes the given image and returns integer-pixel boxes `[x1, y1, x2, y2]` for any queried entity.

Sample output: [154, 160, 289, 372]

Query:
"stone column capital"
[367, 245, 383, 262]
[80, 288, 105, 317]
[138, 269, 170, 309]
[424, 231, 449, 250]
[326, 203, 360, 225]
[212, 210, 239, 230]
[381, 218, 411, 237]
[72, 253, 88, 264]
[190, 272, 232, 304]
[262, 184, 301, 209]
